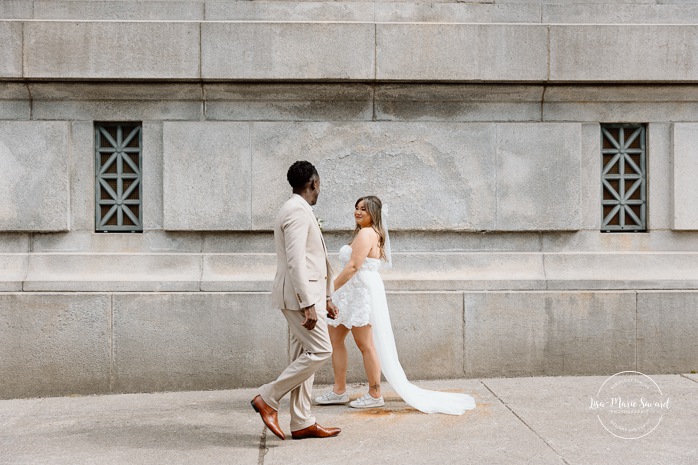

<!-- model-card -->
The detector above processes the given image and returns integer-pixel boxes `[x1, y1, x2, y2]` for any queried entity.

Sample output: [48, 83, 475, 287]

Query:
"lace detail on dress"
[328, 245, 380, 328]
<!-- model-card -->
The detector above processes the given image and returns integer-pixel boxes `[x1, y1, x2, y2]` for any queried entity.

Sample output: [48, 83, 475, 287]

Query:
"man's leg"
[288, 311, 332, 432]
[257, 306, 332, 415]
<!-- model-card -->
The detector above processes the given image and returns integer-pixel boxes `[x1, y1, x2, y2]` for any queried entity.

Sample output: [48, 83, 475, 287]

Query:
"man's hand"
[326, 299, 339, 320]
[302, 304, 318, 330]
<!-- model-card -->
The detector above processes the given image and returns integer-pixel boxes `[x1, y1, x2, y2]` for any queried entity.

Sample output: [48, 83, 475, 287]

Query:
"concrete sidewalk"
[1, 375, 695, 465]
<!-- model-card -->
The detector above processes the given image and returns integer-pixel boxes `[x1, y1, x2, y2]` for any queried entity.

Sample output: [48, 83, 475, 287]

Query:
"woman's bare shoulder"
[357, 226, 379, 242]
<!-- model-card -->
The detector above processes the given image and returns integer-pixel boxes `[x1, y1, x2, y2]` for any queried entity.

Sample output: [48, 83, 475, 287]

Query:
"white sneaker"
[349, 393, 385, 409]
[315, 390, 349, 405]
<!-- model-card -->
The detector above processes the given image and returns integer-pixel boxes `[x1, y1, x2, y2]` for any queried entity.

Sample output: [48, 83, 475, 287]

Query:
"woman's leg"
[328, 324, 350, 394]
[351, 325, 382, 398]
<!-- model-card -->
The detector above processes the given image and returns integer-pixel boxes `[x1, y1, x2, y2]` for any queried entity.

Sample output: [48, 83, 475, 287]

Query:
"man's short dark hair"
[287, 161, 318, 189]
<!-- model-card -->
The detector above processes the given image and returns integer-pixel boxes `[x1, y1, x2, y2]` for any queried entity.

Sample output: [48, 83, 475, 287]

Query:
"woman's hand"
[326, 299, 339, 320]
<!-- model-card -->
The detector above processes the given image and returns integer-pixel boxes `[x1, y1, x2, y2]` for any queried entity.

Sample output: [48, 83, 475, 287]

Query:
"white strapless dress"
[329, 245, 476, 415]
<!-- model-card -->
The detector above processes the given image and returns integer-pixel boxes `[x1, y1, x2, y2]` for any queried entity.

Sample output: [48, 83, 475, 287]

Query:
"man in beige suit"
[251, 161, 341, 440]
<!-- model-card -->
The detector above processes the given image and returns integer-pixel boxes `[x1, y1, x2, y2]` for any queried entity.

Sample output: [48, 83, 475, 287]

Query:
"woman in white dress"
[315, 196, 476, 415]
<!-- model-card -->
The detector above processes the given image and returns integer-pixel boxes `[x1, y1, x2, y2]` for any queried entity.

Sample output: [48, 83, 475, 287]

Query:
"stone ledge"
[23, 254, 203, 291]
[5, 2, 698, 24]
[2, 21, 697, 82]
[3, 252, 698, 292]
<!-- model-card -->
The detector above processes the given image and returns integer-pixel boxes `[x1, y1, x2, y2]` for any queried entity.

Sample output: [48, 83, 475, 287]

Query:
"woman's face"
[354, 200, 372, 228]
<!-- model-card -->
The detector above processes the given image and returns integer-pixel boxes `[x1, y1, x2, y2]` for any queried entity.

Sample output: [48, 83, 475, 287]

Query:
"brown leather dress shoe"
[251, 395, 286, 440]
[291, 423, 341, 440]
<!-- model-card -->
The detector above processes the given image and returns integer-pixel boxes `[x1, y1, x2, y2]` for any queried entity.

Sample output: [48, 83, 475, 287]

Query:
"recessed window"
[95, 122, 143, 233]
[601, 124, 647, 232]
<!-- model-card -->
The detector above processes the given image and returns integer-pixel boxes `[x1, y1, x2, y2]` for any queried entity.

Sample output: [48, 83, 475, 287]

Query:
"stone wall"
[1, 1, 698, 398]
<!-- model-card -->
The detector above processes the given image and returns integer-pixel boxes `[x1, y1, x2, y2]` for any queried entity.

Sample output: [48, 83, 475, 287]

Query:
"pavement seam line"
[257, 426, 268, 465]
[480, 380, 571, 465]
[680, 374, 698, 385]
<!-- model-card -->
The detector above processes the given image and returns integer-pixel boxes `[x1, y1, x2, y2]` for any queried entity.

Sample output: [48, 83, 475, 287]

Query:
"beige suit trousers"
[258, 303, 333, 432]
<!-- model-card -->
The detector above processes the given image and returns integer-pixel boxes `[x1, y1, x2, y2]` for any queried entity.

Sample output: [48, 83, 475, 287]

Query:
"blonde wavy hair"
[352, 195, 387, 261]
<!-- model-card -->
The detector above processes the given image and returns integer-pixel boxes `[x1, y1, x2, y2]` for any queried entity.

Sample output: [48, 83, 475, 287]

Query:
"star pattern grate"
[601, 124, 647, 232]
[95, 123, 143, 232]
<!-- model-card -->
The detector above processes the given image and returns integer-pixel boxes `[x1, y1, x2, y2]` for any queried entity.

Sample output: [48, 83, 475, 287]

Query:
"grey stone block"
[372, 230, 543, 253]
[163, 122, 252, 231]
[375, 85, 543, 122]
[33, 101, 204, 122]
[648, 123, 672, 230]
[386, 292, 465, 379]
[112, 293, 288, 392]
[0, 100, 30, 120]
[29, 82, 204, 101]
[142, 122, 164, 231]
[376, 24, 547, 81]
[251, 122, 497, 231]
[543, 252, 698, 289]
[580, 124, 601, 230]
[204, 83, 373, 122]
[672, 123, 698, 230]
[375, 2, 541, 23]
[30, 82, 203, 121]
[31, 230, 204, 253]
[317, 292, 465, 384]
[378, 252, 547, 291]
[0, 0, 33, 19]
[0, 21, 22, 77]
[464, 291, 636, 378]
[544, 102, 698, 123]
[24, 254, 202, 291]
[24, 21, 200, 79]
[69, 122, 94, 231]
[201, 22, 374, 80]
[201, 232, 274, 253]
[498, 0, 656, 4]
[205, 1, 373, 21]
[0, 83, 30, 120]
[0, 293, 111, 399]
[0, 234, 29, 253]
[0, 254, 26, 291]
[0, 121, 70, 232]
[549, 25, 698, 82]
[543, 85, 698, 122]
[544, 85, 698, 103]
[542, 230, 698, 253]
[495, 123, 582, 231]
[201, 254, 275, 292]
[637, 292, 698, 373]
[33, 0, 204, 20]
[543, 3, 698, 24]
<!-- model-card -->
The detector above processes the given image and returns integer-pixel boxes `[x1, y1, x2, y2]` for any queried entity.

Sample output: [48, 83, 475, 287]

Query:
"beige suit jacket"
[271, 194, 333, 310]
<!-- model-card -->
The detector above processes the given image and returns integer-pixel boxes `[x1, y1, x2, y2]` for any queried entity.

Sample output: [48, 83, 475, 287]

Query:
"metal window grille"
[95, 122, 143, 232]
[601, 124, 647, 232]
